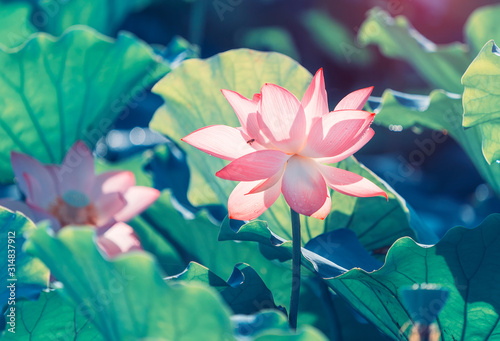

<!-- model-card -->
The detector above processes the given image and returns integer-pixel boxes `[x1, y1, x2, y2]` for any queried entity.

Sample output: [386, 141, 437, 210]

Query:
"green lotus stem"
[289, 208, 301, 330]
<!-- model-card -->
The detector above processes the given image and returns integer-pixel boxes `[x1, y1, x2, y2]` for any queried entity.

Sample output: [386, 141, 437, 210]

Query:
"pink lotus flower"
[0, 199, 143, 259]
[96, 222, 143, 258]
[10, 141, 160, 230]
[182, 69, 387, 220]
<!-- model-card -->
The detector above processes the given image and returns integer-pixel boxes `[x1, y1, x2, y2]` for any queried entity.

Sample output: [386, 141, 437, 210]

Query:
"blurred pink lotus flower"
[0, 198, 143, 260]
[0, 198, 143, 259]
[182, 69, 387, 220]
[9, 141, 160, 231]
[96, 222, 143, 258]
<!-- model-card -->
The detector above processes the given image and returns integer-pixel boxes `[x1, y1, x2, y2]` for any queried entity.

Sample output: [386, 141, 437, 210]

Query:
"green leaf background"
[221, 209, 500, 340]
[33, 0, 160, 36]
[0, 1, 36, 48]
[24, 226, 236, 341]
[2, 0, 165, 39]
[370, 89, 500, 196]
[0, 2, 497, 339]
[463, 40, 500, 164]
[0, 27, 168, 183]
[465, 4, 500, 56]
[358, 7, 469, 93]
[330, 214, 500, 340]
[173, 262, 280, 315]
[301, 9, 372, 66]
[359, 4, 500, 194]
[3, 290, 102, 340]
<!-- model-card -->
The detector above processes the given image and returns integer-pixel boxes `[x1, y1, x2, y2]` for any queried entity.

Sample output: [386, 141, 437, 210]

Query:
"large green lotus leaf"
[474, 121, 500, 165]
[219, 219, 393, 337]
[150, 48, 416, 250]
[0, 208, 49, 306]
[371, 88, 500, 196]
[462, 41, 500, 128]
[330, 214, 500, 340]
[358, 7, 469, 93]
[219, 218, 383, 280]
[33, 0, 158, 36]
[301, 9, 372, 66]
[4, 270, 327, 341]
[24, 226, 234, 341]
[221, 211, 500, 340]
[218, 220, 393, 336]
[462, 40, 500, 164]
[465, 4, 500, 56]
[22, 224, 326, 341]
[173, 262, 280, 314]
[0, 27, 169, 183]
[131, 192, 295, 309]
[371, 89, 463, 132]
[0, 1, 36, 48]
[2, 290, 102, 340]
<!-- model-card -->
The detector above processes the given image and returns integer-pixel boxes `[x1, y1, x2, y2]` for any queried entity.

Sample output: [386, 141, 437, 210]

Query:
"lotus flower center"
[48, 190, 98, 227]
[62, 190, 90, 207]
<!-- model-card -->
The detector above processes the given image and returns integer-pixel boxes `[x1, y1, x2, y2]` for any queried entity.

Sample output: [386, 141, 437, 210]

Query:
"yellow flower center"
[48, 190, 98, 227]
